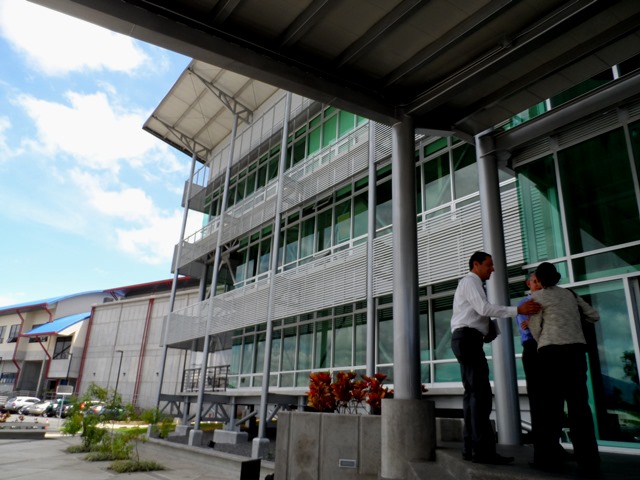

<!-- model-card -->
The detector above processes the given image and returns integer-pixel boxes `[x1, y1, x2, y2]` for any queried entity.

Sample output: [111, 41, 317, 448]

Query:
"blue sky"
[0, 1, 199, 307]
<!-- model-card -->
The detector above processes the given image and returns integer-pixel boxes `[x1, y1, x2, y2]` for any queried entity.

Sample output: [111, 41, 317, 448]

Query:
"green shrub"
[108, 459, 166, 473]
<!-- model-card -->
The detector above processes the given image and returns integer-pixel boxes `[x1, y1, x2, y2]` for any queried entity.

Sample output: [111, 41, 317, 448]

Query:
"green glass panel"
[423, 137, 448, 158]
[317, 208, 333, 252]
[453, 143, 477, 199]
[558, 128, 640, 253]
[254, 333, 266, 374]
[280, 373, 294, 387]
[357, 116, 368, 126]
[257, 164, 267, 188]
[629, 120, 640, 183]
[550, 70, 614, 108]
[354, 312, 367, 366]
[338, 111, 355, 137]
[296, 372, 311, 387]
[310, 115, 321, 128]
[293, 138, 306, 164]
[268, 155, 279, 180]
[300, 217, 315, 259]
[322, 115, 338, 148]
[281, 327, 297, 371]
[258, 238, 272, 274]
[419, 300, 429, 362]
[573, 246, 640, 281]
[230, 338, 242, 375]
[377, 307, 393, 365]
[573, 281, 640, 443]
[241, 338, 254, 374]
[334, 199, 352, 245]
[334, 315, 353, 368]
[285, 225, 299, 265]
[270, 331, 281, 372]
[308, 127, 321, 156]
[297, 324, 314, 370]
[435, 362, 461, 383]
[235, 248, 248, 283]
[433, 296, 454, 363]
[420, 362, 430, 384]
[315, 320, 332, 369]
[423, 152, 451, 211]
[246, 171, 256, 196]
[516, 155, 565, 263]
[227, 185, 236, 207]
[376, 179, 392, 229]
[353, 191, 368, 238]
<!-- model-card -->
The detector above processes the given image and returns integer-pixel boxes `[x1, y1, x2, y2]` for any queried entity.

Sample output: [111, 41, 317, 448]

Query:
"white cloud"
[16, 90, 167, 172]
[0, 1, 149, 76]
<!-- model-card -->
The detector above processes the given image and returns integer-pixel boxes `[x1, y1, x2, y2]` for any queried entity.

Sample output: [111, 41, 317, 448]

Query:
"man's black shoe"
[472, 453, 514, 465]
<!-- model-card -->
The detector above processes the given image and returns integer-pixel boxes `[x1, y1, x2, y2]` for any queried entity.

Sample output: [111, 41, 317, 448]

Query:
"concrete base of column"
[251, 437, 270, 459]
[188, 428, 203, 446]
[380, 398, 436, 480]
[214, 429, 248, 444]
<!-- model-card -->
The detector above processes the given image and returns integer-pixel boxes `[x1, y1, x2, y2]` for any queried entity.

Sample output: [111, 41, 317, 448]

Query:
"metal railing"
[181, 365, 230, 393]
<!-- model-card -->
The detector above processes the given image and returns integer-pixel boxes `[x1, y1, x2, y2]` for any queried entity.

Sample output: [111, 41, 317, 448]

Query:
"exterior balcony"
[174, 123, 374, 274]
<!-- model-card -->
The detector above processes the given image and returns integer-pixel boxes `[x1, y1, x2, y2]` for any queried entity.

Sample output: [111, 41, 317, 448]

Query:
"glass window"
[254, 333, 266, 374]
[377, 307, 393, 365]
[574, 280, 640, 443]
[297, 324, 314, 370]
[354, 312, 367, 366]
[308, 127, 321, 156]
[8, 324, 19, 343]
[270, 330, 282, 372]
[322, 115, 338, 148]
[334, 315, 353, 367]
[300, 217, 315, 260]
[281, 327, 297, 371]
[258, 237, 272, 275]
[241, 337, 254, 374]
[317, 208, 333, 252]
[453, 143, 477, 199]
[293, 138, 306, 165]
[516, 155, 565, 263]
[433, 296, 461, 382]
[315, 320, 332, 369]
[284, 225, 299, 265]
[53, 336, 72, 359]
[353, 191, 368, 238]
[573, 245, 640, 281]
[338, 111, 355, 137]
[0, 325, 5, 343]
[376, 179, 393, 230]
[423, 152, 451, 212]
[558, 129, 640, 253]
[334, 199, 352, 245]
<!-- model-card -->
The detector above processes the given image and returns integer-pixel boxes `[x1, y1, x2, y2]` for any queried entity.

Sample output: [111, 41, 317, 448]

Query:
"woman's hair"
[535, 262, 561, 287]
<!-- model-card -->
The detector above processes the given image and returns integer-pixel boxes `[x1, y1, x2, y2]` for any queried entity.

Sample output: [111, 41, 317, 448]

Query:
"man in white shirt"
[451, 251, 540, 465]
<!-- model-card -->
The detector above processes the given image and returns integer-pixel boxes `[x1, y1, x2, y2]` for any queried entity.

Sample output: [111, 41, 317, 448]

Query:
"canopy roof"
[31, 0, 640, 140]
[143, 60, 280, 162]
[23, 312, 91, 336]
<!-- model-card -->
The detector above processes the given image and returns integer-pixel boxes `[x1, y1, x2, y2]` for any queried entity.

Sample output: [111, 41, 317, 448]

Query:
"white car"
[4, 396, 41, 414]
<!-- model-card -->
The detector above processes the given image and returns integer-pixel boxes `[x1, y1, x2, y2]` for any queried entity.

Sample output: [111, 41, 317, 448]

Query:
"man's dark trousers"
[451, 327, 496, 458]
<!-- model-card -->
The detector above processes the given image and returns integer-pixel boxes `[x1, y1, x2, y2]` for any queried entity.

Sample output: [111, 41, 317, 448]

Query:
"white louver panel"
[167, 191, 524, 345]
[375, 124, 392, 162]
[628, 98, 640, 121]
[556, 109, 619, 148]
[177, 125, 373, 269]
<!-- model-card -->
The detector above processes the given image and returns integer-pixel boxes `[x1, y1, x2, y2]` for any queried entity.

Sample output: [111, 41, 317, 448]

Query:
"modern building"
[137, 54, 640, 455]
[0, 291, 114, 396]
[27, 0, 640, 468]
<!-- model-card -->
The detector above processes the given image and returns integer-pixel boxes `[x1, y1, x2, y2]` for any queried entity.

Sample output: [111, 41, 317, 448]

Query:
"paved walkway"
[0, 428, 274, 480]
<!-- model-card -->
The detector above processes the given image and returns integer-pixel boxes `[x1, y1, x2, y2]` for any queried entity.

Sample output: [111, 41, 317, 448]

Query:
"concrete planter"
[274, 411, 381, 480]
[0, 422, 47, 440]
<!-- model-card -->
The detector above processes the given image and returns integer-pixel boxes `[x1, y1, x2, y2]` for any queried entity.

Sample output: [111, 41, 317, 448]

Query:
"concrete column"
[391, 115, 421, 399]
[380, 399, 435, 480]
[476, 133, 521, 445]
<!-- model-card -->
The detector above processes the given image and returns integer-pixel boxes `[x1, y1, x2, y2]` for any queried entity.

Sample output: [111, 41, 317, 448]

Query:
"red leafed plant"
[307, 370, 399, 414]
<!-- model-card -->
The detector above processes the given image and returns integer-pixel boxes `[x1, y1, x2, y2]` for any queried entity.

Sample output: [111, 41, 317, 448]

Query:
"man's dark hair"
[469, 251, 491, 270]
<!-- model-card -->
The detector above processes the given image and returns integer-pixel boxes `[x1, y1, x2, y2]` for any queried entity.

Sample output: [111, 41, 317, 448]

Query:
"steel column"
[476, 133, 521, 445]
[391, 115, 421, 399]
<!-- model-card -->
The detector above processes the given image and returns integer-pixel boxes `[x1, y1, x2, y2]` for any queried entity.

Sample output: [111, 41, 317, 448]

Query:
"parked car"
[4, 396, 41, 413]
[44, 399, 73, 418]
[22, 400, 53, 416]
